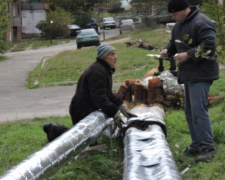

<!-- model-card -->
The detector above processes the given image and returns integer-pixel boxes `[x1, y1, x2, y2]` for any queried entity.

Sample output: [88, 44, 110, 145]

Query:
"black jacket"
[165, 7, 219, 83]
[69, 58, 123, 124]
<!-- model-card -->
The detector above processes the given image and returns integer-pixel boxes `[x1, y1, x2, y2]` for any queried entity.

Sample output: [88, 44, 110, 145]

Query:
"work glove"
[113, 110, 123, 129]
[119, 104, 137, 118]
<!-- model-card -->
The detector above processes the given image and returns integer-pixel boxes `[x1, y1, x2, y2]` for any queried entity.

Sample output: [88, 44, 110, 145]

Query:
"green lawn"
[26, 27, 171, 89]
[5, 38, 71, 52]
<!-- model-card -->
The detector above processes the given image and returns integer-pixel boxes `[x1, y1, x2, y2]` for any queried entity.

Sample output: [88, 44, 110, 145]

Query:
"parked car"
[84, 22, 99, 33]
[100, 17, 116, 30]
[119, 19, 134, 33]
[76, 28, 100, 49]
[67, 24, 81, 37]
[120, 19, 134, 26]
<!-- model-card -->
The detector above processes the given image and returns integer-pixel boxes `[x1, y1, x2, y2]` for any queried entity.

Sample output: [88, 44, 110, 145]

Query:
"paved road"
[0, 29, 125, 123]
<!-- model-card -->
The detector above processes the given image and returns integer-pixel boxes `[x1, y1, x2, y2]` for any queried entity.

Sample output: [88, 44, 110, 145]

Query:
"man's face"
[104, 50, 117, 68]
[171, 10, 186, 22]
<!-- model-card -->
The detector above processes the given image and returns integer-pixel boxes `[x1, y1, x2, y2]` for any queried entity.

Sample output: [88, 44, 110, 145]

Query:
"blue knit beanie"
[97, 44, 116, 60]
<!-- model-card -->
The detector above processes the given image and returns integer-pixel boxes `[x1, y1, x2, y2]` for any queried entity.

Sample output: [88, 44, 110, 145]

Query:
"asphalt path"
[0, 29, 125, 123]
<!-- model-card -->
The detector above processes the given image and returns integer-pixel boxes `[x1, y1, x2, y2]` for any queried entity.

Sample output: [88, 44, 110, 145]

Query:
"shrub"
[36, 7, 73, 39]
[200, 0, 225, 65]
[74, 11, 92, 28]
[0, 0, 10, 54]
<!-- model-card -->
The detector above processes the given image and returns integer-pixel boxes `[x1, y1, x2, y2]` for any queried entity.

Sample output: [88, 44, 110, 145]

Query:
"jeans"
[184, 81, 215, 150]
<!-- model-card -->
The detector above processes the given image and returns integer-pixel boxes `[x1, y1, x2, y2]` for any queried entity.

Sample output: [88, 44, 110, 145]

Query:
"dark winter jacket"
[69, 58, 123, 125]
[165, 6, 219, 83]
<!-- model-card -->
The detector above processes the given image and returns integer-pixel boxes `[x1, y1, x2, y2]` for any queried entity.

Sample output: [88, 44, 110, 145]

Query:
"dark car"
[67, 24, 81, 37]
[84, 22, 99, 33]
[76, 28, 100, 49]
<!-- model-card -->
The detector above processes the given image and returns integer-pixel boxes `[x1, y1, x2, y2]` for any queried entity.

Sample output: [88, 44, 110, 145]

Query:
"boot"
[196, 148, 216, 162]
[43, 122, 69, 142]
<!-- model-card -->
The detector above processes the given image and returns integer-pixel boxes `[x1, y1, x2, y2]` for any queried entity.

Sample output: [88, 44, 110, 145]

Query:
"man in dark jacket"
[160, 0, 219, 162]
[69, 44, 134, 126]
[44, 44, 135, 141]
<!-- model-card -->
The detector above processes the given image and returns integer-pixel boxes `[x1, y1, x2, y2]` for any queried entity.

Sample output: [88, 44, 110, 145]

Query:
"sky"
[121, 0, 131, 10]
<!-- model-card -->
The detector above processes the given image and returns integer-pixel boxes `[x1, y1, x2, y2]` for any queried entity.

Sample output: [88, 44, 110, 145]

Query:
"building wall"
[20, 2, 48, 38]
[8, 1, 49, 40]
[21, 10, 46, 34]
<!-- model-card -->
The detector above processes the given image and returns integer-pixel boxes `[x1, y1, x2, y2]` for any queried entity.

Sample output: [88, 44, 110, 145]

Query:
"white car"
[119, 19, 134, 32]
[100, 17, 116, 30]
[120, 19, 134, 26]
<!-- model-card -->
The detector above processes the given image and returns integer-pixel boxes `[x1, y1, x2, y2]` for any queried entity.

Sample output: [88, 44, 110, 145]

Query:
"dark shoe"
[183, 147, 199, 156]
[43, 122, 53, 134]
[196, 148, 216, 162]
[43, 122, 69, 142]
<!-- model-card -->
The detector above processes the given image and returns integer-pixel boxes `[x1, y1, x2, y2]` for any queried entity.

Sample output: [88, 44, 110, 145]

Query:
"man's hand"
[160, 49, 168, 58]
[119, 104, 137, 118]
[113, 111, 123, 129]
[174, 52, 189, 62]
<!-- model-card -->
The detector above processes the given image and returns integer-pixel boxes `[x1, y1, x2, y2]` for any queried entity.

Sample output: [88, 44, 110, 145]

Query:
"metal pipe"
[0, 110, 112, 180]
[0, 71, 183, 180]
[123, 105, 181, 180]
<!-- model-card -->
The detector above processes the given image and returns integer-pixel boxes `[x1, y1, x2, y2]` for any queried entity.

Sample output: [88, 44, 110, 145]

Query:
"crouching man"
[43, 44, 136, 141]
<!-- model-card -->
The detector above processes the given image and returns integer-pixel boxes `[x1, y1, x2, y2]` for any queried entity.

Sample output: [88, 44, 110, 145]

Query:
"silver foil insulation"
[0, 110, 112, 180]
[123, 106, 181, 180]
[0, 71, 183, 180]
[159, 71, 184, 104]
[140, 70, 184, 106]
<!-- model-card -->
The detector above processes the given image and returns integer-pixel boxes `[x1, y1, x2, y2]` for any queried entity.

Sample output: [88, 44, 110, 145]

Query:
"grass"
[165, 69, 225, 180]
[26, 27, 171, 88]
[0, 116, 124, 180]
[1, 26, 225, 179]
[106, 24, 170, 46]
[5, 38, 71, 52]
[26, 45, 160, 88]
[165, 103, 225, 180]
[0, 55, 6, 62]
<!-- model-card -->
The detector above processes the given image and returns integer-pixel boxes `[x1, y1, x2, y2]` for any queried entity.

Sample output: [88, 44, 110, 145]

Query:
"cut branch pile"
[125, 39, 159, 50]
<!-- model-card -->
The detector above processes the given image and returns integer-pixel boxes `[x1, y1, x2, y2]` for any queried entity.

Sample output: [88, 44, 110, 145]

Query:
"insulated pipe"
[123, 105, 181, 180]
[0, 71, 183, 180]
[0, 110, 112, 180]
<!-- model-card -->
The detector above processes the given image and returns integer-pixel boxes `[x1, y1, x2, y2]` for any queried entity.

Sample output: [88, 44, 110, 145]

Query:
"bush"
[0, 1, 10, 54]
[36, 7, 73, 39]
[200, 0, 225, 64]
[74, 11, 92, 28]
[36, 20, 51, 39]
